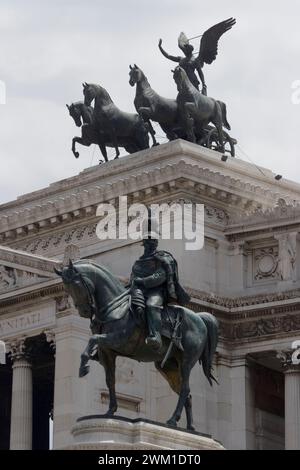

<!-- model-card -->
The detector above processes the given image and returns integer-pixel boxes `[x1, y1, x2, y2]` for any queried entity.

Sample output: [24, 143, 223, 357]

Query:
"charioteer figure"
[158, 17, 236, 96]
[130, 217, 190, 351]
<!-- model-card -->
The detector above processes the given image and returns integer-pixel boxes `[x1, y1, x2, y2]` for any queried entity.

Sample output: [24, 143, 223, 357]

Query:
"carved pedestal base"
[62, 416, 224, 450]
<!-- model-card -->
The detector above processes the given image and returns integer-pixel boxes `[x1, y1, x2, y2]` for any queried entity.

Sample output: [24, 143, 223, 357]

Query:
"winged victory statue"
[158, 17, 236, 95]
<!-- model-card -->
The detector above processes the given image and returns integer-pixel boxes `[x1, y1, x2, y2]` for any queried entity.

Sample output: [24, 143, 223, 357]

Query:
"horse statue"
[55, 259, 218, 430]
[129, 64, 184, 145]
[172, 66, 231, 153]
[82, 82, 149, 160]
[67, 101, 143, 162]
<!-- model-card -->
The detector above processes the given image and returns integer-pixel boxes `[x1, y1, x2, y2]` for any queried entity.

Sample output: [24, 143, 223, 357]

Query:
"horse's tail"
[199, 312, 219, 386]
[218, 101, 231, 131]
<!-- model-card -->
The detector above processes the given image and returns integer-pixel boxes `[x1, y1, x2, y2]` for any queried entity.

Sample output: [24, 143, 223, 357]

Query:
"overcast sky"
[0, 0, 299, 204]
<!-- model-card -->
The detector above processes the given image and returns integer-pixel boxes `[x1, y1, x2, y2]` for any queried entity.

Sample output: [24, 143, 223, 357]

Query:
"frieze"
[11, 202, 229, 256]
[188, 287, 300, 310]
[0, 306, 55, 339]
[229, 199, 300, 227]
[219, 313, 300, 342]
[0, 153, 294, 243]
[17, 222, 98, 255]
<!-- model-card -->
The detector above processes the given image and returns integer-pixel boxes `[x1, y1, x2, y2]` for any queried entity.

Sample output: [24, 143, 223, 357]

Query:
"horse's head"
[83, 82, 111, 107]
[55, 260, 95, 319]
[172, 66, 186, 91]
[82, 82, 97, 107]
[129, 64, 143, 87]
[66, 103, 82, 127]
[55, 259, 126, 321]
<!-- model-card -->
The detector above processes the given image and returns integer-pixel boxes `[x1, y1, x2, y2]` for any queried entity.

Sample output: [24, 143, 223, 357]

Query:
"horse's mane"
[136, 67, 150, 87]
[71, 101, 83, 107]
[91, 84, 113, 104]
[74, 259, 124, 290]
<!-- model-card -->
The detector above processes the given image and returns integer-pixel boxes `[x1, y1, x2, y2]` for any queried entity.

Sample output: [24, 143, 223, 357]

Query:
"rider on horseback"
[130, 217, 190, 351]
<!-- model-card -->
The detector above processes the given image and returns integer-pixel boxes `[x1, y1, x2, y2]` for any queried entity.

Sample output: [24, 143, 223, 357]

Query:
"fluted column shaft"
[284, 367, 300, 450]
[9, 339, 33, 450]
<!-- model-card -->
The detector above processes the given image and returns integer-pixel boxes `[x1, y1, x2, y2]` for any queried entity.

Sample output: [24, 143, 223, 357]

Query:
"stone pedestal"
[62, 416, 224, 450]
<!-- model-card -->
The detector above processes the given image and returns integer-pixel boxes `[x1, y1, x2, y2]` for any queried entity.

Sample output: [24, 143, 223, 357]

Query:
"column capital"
[7, 337, 31, 363]
[44, 329, 56, 354]
[277, 347, 300, 373]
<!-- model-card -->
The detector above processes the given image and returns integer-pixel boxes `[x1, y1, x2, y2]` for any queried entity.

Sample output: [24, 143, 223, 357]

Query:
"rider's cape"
[154, 250, 190, 305]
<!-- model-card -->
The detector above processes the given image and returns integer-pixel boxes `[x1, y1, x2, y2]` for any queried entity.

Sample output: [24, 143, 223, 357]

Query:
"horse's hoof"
[187, 425, 196, 432]
[74, 152, 79, 159]
[79, 365, 90, 378]
[152, 142, 160, 147]
[103, 409, 117, 418]
[166, 418, 177, 428]
[114, 155, 119, 160]
[98, 160, 103, 164]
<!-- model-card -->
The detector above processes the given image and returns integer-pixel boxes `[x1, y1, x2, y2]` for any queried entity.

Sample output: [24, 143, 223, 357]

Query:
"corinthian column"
[9, 337, 33, 450]
[278, 348, 300, 450]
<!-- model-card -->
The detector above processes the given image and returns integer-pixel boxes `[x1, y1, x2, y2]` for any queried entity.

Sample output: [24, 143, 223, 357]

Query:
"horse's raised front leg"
[72, 137, 82, 159]
[102, 350, 118, 416]
[79, 336, 97, 377]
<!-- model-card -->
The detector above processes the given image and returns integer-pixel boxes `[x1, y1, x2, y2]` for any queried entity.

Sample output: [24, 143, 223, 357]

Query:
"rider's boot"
[145, 306, 163, 351]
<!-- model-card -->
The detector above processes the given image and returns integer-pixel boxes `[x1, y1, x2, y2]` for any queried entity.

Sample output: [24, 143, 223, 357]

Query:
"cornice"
[0, 141, 298, 245]
[227, 200, 300, 239]
[0, 245, 59, 273]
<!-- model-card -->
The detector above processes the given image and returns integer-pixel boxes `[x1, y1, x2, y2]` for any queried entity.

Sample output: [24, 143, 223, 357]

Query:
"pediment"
[0, 246, 57, 293]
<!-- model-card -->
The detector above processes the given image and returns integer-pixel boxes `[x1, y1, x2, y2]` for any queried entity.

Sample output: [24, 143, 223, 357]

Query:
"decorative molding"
[0, 280, 63, 309]
[220, 314, 300, 343]
[0, 264, 50, 293]
[55, 294, 72, 312]
[1, 141, 297, 244]
[9, 202, 229, 256]
[253, 246, 279, 281]
[277, 349, 300, 372]
[188, 287, 300, 311]
[44, 329, 56, 353]
[227, 200, 300, 240]
[63, 244, 81, 265]
[229, 199, 300, 227]
[13, 222, 98, 255]
[0, 246, 59, 272]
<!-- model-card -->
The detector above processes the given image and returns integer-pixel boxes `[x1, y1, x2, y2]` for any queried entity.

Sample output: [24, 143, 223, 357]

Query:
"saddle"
[90, 290, 184, 351]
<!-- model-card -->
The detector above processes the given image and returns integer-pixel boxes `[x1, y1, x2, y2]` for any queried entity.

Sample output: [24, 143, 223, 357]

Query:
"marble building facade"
[0, 140, 300, 449]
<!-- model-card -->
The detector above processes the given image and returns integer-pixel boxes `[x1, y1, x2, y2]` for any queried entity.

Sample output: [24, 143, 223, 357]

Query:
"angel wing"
[198, 17, 236, 66]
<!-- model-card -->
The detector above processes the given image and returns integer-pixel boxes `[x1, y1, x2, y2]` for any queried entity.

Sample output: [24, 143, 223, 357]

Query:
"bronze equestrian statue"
[67, 101, 144, 162]
[55, 244, 219, 430]
[82, 82, 150, 160]
[173, 66, 231, 153]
